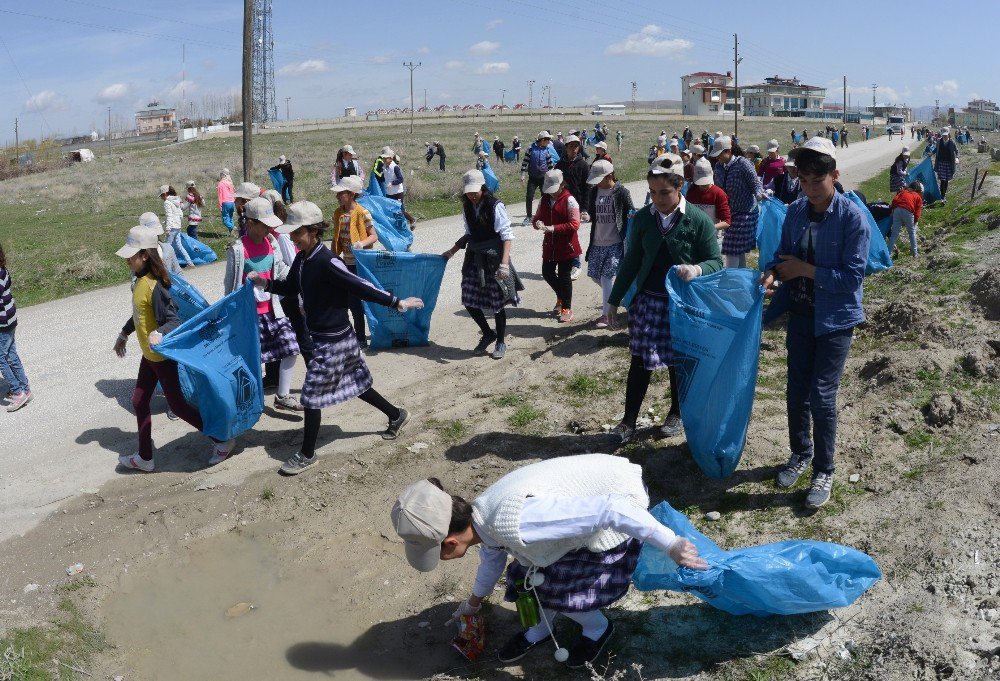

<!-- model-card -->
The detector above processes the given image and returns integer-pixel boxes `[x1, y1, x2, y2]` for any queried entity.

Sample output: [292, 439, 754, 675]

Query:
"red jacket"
[535, 189, 582, 261]
[685, 184, 732, 225]
[890, 188, 922, 223]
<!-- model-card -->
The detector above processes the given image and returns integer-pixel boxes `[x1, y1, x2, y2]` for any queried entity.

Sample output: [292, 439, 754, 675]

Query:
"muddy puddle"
[104, 528, 461, 680]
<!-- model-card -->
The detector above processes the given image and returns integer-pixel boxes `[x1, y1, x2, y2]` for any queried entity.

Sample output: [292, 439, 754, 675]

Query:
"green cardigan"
[609, 200, 723, 306]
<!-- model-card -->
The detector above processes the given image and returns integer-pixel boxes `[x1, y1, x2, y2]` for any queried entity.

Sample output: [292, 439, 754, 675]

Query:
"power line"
[0, 32, 53, 134]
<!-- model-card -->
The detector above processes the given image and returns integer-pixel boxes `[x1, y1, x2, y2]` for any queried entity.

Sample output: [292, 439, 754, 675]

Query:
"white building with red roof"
[681, 71, 736, 116]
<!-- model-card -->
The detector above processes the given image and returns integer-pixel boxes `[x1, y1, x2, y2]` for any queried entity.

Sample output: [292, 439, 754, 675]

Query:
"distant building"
[344, 107, 357, 117]
[741, 76, 825, 117]
[680, 71, 736, 116]
[135, 102, 176, 135]
[966, 98, 998, 112]
[868, 105, 912, 122]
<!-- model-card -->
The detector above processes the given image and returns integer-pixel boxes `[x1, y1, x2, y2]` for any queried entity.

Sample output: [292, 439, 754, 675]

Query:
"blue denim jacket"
[763, 192, 870, 335]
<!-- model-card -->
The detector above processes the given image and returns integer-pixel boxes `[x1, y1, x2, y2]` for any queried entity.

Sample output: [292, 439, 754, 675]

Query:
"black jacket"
[270, 160, 294, 180]
[555, 153, 590, 210]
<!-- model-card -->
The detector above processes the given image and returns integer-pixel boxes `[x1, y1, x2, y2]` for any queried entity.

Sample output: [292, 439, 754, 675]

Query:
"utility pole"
[423, 88, 427, 110]
[402, 61, 421, 134]
[935, 99, 940, 121]
[547, 83, 552, 109]
[843, 76, 847, 124]
[527, 80, 535, 117]
[631, 81, 637, 114]
[500, 88, 506, 116]
[107, 106, 112, 157]
[733, 33, 741, 139]
[241, 0, 253, 181]
[14, 118, 18, 166]
[871, 83, 877, 114]
[285, 96, 291, 121]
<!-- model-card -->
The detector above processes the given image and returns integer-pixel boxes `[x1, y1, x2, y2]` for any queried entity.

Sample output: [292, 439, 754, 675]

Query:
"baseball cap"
[186, 180, 196, 187]
[767, 139, 779, 152]
[244, 197, 283, 228]
[586, 159, 614, 185]
[708, 136, 733, 157]
[940, 127, 950, 136]
[536, 130, 551, 140]
[340, 144, 357, 156]
[234, 181, 261, 200]
[462, 169, 486, 194]
[565, 134, 581, 145]
[379, 146, 395, 158]
[715, 130, 724, 138]
[138, 211, 164, 235]
[116, 226, 159, 258]
[692, 158, 714, 186]
[595, 141, 608, 150]
[902, 146, 910, 155]
[276, 200, 324, 233]
[690, 143, 706, 155]
[331, 176, 364, 195]
[391, 480, 453, 572]
[789, 136, 837, 161]
[541, 168, 564, 194]
[157, 184, 170, 196]
[649, 153, 685, 178]
[747, 144, 760, 153]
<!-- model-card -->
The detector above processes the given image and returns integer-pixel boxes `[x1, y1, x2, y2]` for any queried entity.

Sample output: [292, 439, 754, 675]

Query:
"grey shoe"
[473, 331, 498, 354]
[805, 472, 834, 509]
[776, 453, 813, 488]
[382, 408, 409, 440]
[659, 413, 682, 438]
[279, 451, 317, 476]
[490, 342, 507, 360]
[610, 422, 636, 444]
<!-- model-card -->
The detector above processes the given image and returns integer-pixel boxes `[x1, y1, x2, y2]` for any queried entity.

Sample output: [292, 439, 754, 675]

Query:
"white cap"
[669, 139, 679, 148]
[747, 144, 760, 153]
[244, 197, 283, 228]
[649, 153, 685, 178]
[261, 188, 283, 205]
[186, 180, 196, 187]
[478, 150, 488, 157]
[940, 127, 950, 136]
[279, 155, 286, 163]
[789, 136, 838, 161]
[595, 141, 608, 150]
[541, 168, 564, 194]
[462, 169, 486, 193]
[331, 176, 364, 195]
[767, 139, 779, 152]
[708, 136, 733, 157]
[536, 130, 551, 140]
[901, 146, 910, 155]
[138, 211, 164, 235]
[157, 184, 170, 196]
[379, 146, 395, 158]
[391, 479, 454, 572]
[690, 143, 706, 155]
[340, 144, 357, 156]
[692, 158, 714, 186]
[715, 130, 724, 138]
[116, 226, 159, 258]
[276, 201, 324, 233]
[565, 134, 581, 145]
[234, 181, 261, 200]
[586, 159, 614, 185]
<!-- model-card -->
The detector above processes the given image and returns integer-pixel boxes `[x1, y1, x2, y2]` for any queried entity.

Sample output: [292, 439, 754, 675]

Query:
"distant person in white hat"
[268, 154, 294, 202]
[390, 455, 706, 668]
[889, 146, 911, 194]
[772, 156, 801, 205]
[934, 127, 959, 203]
[534, 169, 582, 323]
[492, 135, 506, 163]
[476, 149, 490, 171]
[759, 136, 870, 510]
[709, 135, 765, 268]
[158, 184, 193, 268]
[758, 139, 786, 188]
[379, 147, 416, 225]
[136, 211, 182, 275]
[594, 140, 611, 163]
[685, 158, 731, 249]
[520, 131, 556, 226]
[615, 129, 624, 152]
[248, 201, 421, 475]
[217, 168, 236, 231]
[330, 175, 378, 348]
[332, 144, 365, 185]
[233, 181, 262, 238]
[584, 159, 633, 329]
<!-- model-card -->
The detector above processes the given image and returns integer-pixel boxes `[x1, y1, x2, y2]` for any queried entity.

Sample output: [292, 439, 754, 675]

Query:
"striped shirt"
[714, 155, 763, 215]
[0, 267, 16, 330]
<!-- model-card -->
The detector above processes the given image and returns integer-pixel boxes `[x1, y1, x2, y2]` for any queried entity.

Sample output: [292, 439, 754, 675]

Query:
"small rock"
[636, 416, 653, 428]
[834, 647, 851, 660]
[23, 584, 40, 594]
[787, 637, 821, 662]
[705, 511, 722, 521]
[65, 563, 85, 576]
[849, 474, 861, 483]
[407, 442, 429, 453]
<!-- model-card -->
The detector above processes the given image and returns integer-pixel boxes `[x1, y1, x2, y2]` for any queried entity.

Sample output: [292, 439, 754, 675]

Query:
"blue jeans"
[786, 314, 854, 474]
[0, 327, 30, 394]
[167, 229, 193, 266]
[221, 201, 235, 230]
[888, 207, 917, 256]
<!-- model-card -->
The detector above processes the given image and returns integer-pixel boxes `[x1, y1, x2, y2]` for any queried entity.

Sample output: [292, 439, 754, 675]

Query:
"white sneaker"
[208, 439, 236, 466]
[521, 216, 532, 226]
[570, 266, 581, 281]
[119, 453, 154, 472]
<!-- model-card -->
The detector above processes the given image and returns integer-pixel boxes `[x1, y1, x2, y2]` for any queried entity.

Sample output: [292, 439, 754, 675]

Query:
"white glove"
[396, 297, 424, 312]
[446, 598, 481, 625]
[148, 330, 163, 346]
[580, 211, 591, 222]
[520, 173, 525, 182]
[667, 537, 708, 570]
[675, 264, 702, 281]
[247, 271, 267, 289]
[352, 241, 365, 250]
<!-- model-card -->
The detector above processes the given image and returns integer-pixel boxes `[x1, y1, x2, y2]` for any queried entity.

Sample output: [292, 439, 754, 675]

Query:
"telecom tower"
[252, 0, 277, 124]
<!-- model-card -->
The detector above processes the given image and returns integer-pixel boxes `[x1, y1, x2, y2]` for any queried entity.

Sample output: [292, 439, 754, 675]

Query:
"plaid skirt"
[935, 160, 955, 181]
[722, 211, 758, 255]
[300, 331, 373, 409]
[461, 265, 518, 314]
[258, 312, 300, 363]
[629, 291, 673, 370]
[504, 539, 642, 612]
[587, 243, 624, 282]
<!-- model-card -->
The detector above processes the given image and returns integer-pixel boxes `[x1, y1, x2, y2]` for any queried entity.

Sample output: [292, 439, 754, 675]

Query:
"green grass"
[508, 404, 543, 430]
[438, 419, 467, 444]
[492, 392, 524, 408]
[0, 599, 107, 680]
[55, 576, 97, 594]
[903, 428, 933, 451]
[717, 655, 797, 681]
[259, 486, 275, 502]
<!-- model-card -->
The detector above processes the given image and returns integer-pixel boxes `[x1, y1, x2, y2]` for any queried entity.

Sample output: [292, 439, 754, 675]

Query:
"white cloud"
[417, 46, 430, 54]
[24, 90, 65, 112]
[605, 24, 692, 58]
[96, 83, 130, 103]
[469, 40, 500, 55]
[278, 59, 330, 76]
[444, 60, 465, 70]
[933, 79, 958, 95]
[370, 55, 392, 64]
[476, 62, 510, 75]
[486, 19, 503, 30]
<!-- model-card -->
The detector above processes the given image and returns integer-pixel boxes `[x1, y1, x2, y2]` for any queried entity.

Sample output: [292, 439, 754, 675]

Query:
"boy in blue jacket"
[760, 137, 870, 509]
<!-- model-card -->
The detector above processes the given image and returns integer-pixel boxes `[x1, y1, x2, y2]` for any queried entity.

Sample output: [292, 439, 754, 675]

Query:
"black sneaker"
[474, 331, 498, 354]
[497, 632, 551, 664]
[565, 620, 616, 668]
[382, 408, 409, 440]
[776, 453, 813, 488]
[659, 413, 682, 437]
[279, 451, 316, 476]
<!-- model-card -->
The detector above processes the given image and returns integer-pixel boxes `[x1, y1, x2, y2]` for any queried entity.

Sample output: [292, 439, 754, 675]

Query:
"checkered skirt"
[461, 265, 518, 314]
[935, 160, 955, 182]
[587, 243, 624, 282]
[300, 331, 373, 409]
[721, 210, 758, 255]
[629, 291, 673, 370]
[504, 539, 642, 612]
[258, 312, 300, 363]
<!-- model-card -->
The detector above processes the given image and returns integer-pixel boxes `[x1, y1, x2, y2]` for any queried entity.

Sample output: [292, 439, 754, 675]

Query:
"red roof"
[686, 71, 729, 78]
[688, 83, 729, 90]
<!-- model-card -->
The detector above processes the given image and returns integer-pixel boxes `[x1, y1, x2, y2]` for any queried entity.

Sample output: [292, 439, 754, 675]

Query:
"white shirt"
[470, 495, 680, 598]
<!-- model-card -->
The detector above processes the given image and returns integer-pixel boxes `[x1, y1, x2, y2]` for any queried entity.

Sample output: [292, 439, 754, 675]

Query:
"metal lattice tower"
[252, 0, 276, 124]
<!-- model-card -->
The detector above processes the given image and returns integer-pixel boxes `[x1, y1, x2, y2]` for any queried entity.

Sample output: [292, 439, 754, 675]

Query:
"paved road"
[0, 131, 912, 542]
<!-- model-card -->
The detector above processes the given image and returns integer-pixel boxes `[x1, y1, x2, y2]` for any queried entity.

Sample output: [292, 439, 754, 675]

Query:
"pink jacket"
[217, 179, 235, 207]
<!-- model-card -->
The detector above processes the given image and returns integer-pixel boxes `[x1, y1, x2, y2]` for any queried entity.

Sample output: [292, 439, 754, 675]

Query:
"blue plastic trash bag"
[548, 145, 560, 165]
[665, 268, 764, 479]
[482, 139, 491, 156]
[353, 250, 447, 349]
[267, 167, 286, 194]
[482, 162, 500, 193]
[756, 198, 788, 272]
[632, 501, 882, 616]
[503, 148, 517, 162]
[844, 192, 892, 274]
[358, 194, 414, 252]
[876, 216, 892, 238]
[169, 272, 209, 322]
[178, 233, 218, 265]
[906, 156, 942, 203]
[366, 171, 385, 197]
[156, 284, 264, 441]
[586, 133, 598, 146]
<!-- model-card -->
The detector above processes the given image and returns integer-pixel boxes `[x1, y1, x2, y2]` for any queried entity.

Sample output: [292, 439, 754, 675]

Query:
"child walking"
[160, 185, 193, 267]
[181, 180, 204, 240]
[114, 227, 234, 471]
[584, 160, 634, 328]
[330, 175, 379, 349]
[534, 169, 582, 323]
[249, 201, 421, 475]
[218, 169, 236, 232]
[0, 242, 31, 412]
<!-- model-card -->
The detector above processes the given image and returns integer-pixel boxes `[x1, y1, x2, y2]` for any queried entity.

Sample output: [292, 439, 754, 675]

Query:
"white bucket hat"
[462, 169, 486, 194]
[586, 159, 614, 185]
[234, 182, 261, 200]
[767, 139, 779, 153]
[277, 201, 324, 233]
[331, 175, 364, 195]
[901, 146, 910, 155]
[116, 226, 159, 258]
[692, 158, 714, 186]
[138, 211, 164, 235]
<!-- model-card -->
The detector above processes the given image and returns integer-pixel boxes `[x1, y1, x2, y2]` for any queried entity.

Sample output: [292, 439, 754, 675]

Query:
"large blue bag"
[353, 250, 447, 349]
[632, 501, 882, 616]
[178, 233, 218, 265]
[548, 145, 560, 165]
[756, 198, 788, 273]
[906, 156, 942, 203]
[482, 162, 500, 193]
[267, 168, 286, 194]
[876, 216, 892, 238]
[844, 192, 892, 274]
[168, 272, 210, 322]
[366, 171, 385, 197]
[358, 194, 414, 252]
[503, 148, 517, 162]
[666, 268, 764, 479]
[155, 284, 264, 441]
[481, 139, 491, 156]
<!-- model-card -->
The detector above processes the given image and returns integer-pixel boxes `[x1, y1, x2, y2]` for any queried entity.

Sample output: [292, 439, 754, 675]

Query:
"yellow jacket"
[332, 205, 374, 257]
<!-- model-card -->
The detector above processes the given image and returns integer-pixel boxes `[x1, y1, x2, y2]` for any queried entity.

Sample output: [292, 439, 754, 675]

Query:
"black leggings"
[622, 355, 680, 427]
[346, 263, 367, 344]
[940, 178, 949, 198]
[302, 387, 400, 457]
[466, 306, 507, 343]
[525, 175, 544, 218]
[542, 258, 574, 309]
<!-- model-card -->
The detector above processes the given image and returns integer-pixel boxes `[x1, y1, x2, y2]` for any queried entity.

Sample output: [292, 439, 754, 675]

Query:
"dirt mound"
[867, 300, 929, 336]
[970, 267, 1000, 319]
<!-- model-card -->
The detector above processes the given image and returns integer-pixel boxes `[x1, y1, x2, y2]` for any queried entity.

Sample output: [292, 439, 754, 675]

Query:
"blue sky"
[1, 0, 995, 142]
